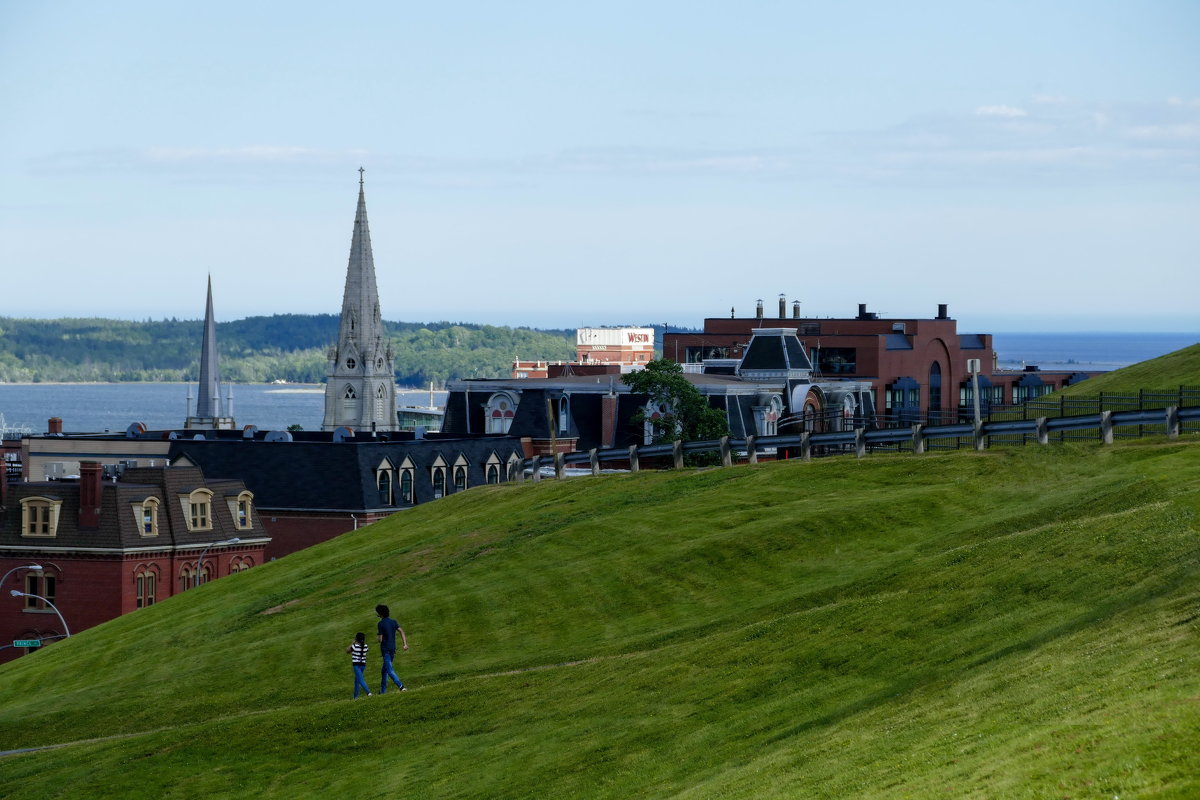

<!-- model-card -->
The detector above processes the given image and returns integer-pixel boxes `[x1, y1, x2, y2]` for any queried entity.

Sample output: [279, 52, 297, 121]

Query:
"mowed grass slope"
[1060, 342, 1200, 395]
[1, 440, 1198, 798]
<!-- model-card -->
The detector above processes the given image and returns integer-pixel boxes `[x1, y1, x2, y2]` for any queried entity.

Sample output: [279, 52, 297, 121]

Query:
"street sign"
[13, 639, 41, 648]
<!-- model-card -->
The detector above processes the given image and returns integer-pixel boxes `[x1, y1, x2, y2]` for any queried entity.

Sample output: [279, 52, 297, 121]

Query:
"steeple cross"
[358, 166, 365, 186]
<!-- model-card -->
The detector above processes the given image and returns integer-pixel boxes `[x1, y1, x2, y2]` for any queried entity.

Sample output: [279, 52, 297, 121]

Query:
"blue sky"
[1, 1, 1197, 332]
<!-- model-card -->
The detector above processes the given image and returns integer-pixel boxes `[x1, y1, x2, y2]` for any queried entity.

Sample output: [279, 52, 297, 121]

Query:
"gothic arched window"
[485, 392, 518, 434]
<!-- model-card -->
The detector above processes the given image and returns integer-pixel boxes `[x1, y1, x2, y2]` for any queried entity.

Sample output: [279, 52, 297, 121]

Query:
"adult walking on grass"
[376, 603, 409, 694]
[346, 631, 372, 699]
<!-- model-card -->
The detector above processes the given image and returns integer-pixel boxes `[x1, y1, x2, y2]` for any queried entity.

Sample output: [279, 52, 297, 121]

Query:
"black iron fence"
[522, 402, 1200, 480]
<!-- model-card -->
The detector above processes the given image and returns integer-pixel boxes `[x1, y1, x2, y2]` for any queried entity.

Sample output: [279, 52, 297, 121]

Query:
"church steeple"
[185, 275, 235, 430]
[322, 169, 398, 432]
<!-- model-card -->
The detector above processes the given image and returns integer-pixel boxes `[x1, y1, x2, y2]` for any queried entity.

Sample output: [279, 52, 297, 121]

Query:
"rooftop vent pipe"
[756, 299, 764, 320]
[778, 294, 787, 318]
[792, 301, 801, 319]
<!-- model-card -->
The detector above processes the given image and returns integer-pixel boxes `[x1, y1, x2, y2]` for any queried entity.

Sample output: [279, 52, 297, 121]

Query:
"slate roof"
[169, 436, 526, 512]
[0, 465, 266, 553]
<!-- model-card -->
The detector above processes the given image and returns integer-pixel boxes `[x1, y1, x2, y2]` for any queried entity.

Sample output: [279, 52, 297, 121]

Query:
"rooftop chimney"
[778, 294, 786, 319]
[857, 303, 868, 320]
[48, 417, 63, 435]
[792, 301, 801, 319]
[937, 303, 949, 320]
[79, 460, 102, 529]
[755, 299, 763, 320]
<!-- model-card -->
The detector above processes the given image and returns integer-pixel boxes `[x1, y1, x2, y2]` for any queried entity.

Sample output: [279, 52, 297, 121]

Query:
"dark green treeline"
[0, 315, 576, 385]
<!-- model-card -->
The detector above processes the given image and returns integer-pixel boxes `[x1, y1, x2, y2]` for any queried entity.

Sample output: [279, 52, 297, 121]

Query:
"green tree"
[621, 359, 728, 450]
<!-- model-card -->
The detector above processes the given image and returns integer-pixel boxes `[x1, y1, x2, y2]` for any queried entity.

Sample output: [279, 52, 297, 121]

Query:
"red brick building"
[0, 462, 267, 663]
[664, 299, 1093, 424]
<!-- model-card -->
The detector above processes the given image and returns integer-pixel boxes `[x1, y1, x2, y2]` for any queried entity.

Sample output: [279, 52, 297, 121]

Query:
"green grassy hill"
[1, 441, 1198, 798]
[1063, 342, 1200, 395]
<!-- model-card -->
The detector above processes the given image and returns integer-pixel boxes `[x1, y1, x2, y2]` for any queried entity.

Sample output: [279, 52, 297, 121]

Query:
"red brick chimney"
[601, 393, 618, 449]
[48, 417, 63, 434]
[79, 461, 102, 529]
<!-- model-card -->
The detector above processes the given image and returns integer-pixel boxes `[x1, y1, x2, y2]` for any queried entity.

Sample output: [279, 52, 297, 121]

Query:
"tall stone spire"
[322, 169, 398, 432]
[185, 276, 235, 430]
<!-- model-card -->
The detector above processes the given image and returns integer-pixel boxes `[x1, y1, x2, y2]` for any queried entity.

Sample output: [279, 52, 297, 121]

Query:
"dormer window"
[431, 454, 448, 499]
[20, 497, 62, 538]
[132, 497, 160, 536]
[485, 392, 518, 434]
[452, 454, 470, 493]
[225, 491, 254, 529]
[180, 489, 214, 532]
[377, 468, 393, 505]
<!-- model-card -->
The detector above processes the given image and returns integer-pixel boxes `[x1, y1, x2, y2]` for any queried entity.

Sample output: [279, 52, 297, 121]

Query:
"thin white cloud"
[144, 146, 330, 162]
[975, 105, 1028, 118]
[1126, 123, 1200, 141]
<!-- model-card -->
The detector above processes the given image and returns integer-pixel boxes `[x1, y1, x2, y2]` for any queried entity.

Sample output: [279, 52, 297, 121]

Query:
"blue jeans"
[352, 663, 371, 698]
[380, 650, 404, 693]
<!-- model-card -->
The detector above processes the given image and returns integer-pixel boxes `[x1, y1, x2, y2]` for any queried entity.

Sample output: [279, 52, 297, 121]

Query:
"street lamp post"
[0, 564, 43, 590]
[9, 589, 70, 638]
[193, 538, 240, 588]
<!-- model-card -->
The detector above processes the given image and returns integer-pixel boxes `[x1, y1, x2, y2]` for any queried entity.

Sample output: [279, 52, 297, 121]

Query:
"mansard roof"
[0, 465, 266, 552]
[737, 328, 813, 374]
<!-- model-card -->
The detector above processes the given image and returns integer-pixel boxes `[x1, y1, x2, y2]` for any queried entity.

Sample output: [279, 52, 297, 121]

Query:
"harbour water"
[0, 333, 1195, 434]
[0, 384, 446, 435]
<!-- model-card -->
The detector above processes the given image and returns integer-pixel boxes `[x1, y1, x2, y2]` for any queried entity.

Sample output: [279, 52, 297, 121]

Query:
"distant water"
[991, 332, 1198, 371]
[0, 384, 446, 435]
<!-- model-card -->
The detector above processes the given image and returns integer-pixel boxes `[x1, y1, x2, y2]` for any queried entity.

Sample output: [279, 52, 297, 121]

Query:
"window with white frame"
[485, 392, 518, 434]
[181, 489, 214, 532]
[374, 460, 394, 505]
[643, 401, 674, 445]
[453, 454, 470, 493]
[134, 497, 160, 536]
[20, 496, 62, 537]
[431, 455, 448, 499]
[224, 491, 254, 529]
[754, 395, 783, 436]
[485, 452, 502, 485]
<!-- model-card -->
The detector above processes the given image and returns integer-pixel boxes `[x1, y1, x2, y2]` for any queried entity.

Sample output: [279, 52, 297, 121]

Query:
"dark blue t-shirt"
[378, 617, 401, 653]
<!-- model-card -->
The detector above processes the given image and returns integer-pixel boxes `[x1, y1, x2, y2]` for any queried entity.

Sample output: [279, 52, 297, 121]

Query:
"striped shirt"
[350, 642, 368, 665]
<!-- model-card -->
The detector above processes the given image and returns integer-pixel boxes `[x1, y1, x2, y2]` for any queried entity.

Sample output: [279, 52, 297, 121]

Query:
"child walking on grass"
[347, 631, 372, 699]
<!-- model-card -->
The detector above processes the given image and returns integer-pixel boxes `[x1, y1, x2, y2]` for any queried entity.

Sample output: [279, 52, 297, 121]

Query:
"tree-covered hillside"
[0, 315, 576, 385]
